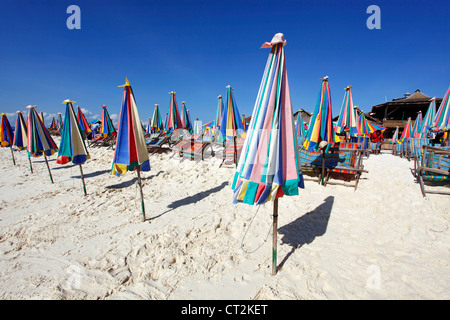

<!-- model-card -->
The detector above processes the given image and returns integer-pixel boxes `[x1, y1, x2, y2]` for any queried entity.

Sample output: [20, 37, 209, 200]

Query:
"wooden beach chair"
[297, 147, 326, 183]
[147, 133, 172, 154]
[417, 145, 450, 197]
[219, 136, 245, 167]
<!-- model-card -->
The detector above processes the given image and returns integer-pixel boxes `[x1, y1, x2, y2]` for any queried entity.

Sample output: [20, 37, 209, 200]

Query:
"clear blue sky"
[1, 0, 449, 127]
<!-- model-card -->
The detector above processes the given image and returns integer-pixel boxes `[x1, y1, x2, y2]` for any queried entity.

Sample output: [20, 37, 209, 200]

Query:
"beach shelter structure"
[215, 94, 224, 130]
[26, 105, 58, 183]
[111, 78, 150, 221]
[431, 85, 450, 131]
[181, 101, 193, 132]
[335, 85, 358, 136]
[77, 106, 92, 139]
[12, 111, 34, 171]
[303, 76, 339, 153]
[417, 98, 436, 138]
[231, 33, 304, 275]
[150, 104, 164, 133]
[99, 105, 116, 137]
[57, 100, 91, 195]
[167, 92, 183, 132]
[0, 113, 16, 165]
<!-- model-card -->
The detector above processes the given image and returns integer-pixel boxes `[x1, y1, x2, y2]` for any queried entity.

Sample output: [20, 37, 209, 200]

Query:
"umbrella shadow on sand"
[105, 170, 165, 189]
[277, 196, 334, 270]
[146, 181, 229, 221]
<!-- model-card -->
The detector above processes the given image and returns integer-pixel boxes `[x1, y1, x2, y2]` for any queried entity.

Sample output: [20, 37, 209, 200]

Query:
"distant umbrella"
[0, 113, 16, 165]
[167, 92, 182, 132]
[77, 106, 92, 139]
[417, 98, 436, 138]
[215, 94, 224, 130]
[336, 85, 358, 136]
[431, 85, 450, 131]
[99, 105, 116, 137]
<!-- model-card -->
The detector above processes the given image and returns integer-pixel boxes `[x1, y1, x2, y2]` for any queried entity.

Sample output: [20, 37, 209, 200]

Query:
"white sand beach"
[0, 140, 448, 300]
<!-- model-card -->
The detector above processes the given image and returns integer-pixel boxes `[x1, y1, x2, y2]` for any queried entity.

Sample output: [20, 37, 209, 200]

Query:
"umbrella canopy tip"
[62, 99, 76, 104]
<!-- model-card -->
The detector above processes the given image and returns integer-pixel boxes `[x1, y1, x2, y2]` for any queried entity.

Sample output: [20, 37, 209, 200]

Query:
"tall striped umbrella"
[77, 106, 92, 139]
[99, 105, 116, 137]
[13, 111, 33, 172]
[357, 113, 386, 136]
[220, 85, 244, 140]
[411, 111, 423, 138]
[0, 113, 16, 165]
[181, 101, 193, 132]
[26, 105, 58, 183]
[431, 85, 450, 131]
[390, 126, 399, 144]
[398, 117, 413, 143]
[417, 98, 436, 138]
[336, 85, 358, 136]
[57, 100, 91, 195]
[167, 91, 182, 132]
[50, 117, 57, 131]
[215, 94, 224, 130]
[150, 104, 164, 133]
[303, 76, 339, 152]
[231, 33, 304, 275]
[112, 78, 150, 221]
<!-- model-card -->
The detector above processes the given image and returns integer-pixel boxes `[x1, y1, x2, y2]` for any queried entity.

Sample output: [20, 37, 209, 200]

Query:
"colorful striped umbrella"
[215, 94, 224, 130]
[57, 113, 64, 133]
[357, 113, 386, 136]
[303, 76, 339, 153]
[112, 78, 150, 221]
[411, 111, 423, 138]
[417, 98, 436, 138]
[390, 126, 399, 144]
[13, 111, 33, 172]
[296, 113, 306, 137]
[220, 85, 244, 140]
[26, 105, 58, 183]
[57, 100, 90, 194]
[0, 113, 16, 165]
[99, 105, 116, 137]
[398, 117, 413, 143]
[242, 114, 247, 131]
[150, 104, 164, 133]
[77, 106, 92, 138]
[431, 85, 450, 131]
[50, 117, 57, 131]
[231, 33, 304, 275]
[336, 85, 358, 136]
[167, 91, 182, 132]
[181, 101, 193, 132]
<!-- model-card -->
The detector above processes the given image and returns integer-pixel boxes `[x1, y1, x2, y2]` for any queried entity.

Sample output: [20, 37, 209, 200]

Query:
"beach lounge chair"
[219, 136, 245, 167]
[416, 145, 450, 197]
[411, 138, 430, 177]
[172, 134, 215, 161]
[147, 133, 172, 154]
[88, 134, 115, 148]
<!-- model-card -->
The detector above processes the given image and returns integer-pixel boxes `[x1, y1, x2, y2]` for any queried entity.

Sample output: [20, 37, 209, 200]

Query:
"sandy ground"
[0, 138, 449, 300]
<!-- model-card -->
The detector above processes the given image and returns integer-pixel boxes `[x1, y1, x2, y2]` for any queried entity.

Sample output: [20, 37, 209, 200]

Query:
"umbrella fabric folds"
[303, 77, 339, 152]
[219, 85, 244, 140]
[150, 104, 164, 132]
[181, 101, 193, 132]
[77, 106, 92, 137]
[417, 98, 436, 138]
[398, 117, 413, 143]
[50, 117, 57, 131]
[193, 119, 202, 135]
[57, 100, 91, 194]
[335, 85, 358, 136]
[411, 112, 423, 138]
[167, 92, 183, 132]
[13, 111, 33, 171]
[0, 113, 16, 165]
[100, 105, 116, 137]
[232, 33, 304, 206]
[296, 113, 306, 138]
[390, 126, 399, 144]
[112, 78, 150, 221]
[215, 95, 224, 130]
[357, 113, 386, 136]
[26, 105, 58, 182]
[431, 85, 450, 131]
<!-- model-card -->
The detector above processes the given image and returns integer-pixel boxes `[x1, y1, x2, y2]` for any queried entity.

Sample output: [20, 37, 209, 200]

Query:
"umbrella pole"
[44, 154, 53, 183]
[272, 197, 279, 276]
[79, 164, 87, 195]
[136, 167, 146, 222]
[234, 136, 237, 168]
[321, 149, 325, 185]
[28, 155, 33, 173]
[10, 147, 16, 165]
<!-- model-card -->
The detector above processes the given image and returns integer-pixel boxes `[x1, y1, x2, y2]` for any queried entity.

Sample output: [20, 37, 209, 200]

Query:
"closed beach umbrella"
[431, 85, 450, 131]
[193, 118, 202, 135]
[232, 33, 304, 275]
[57, 113, 63, 133]
[150, 104, 164, 133]
[215, 94, 224, 130]
[181, 101, 193, 132]
[411, 111, 423, 138]
[417, 98, 436, 138]
[167, 91, 182, 132]
[77, 106, 92, 138]
[303, 76, 339, 153]
[99, 105, 116, 137]
[399, 117, 413, 143]
[390, 126, 399, 144]
[50, 117, 57, 131]
[13, 111, 33, 172]
[220, 85, 244, 140]
[0, 113, 16, 165]
[26, 105, 58, 183]
[296, 112, 306, 138]
[57, 100, 91, 195]
[336, 85, 358, 136]
[112, 78, 150, 221]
